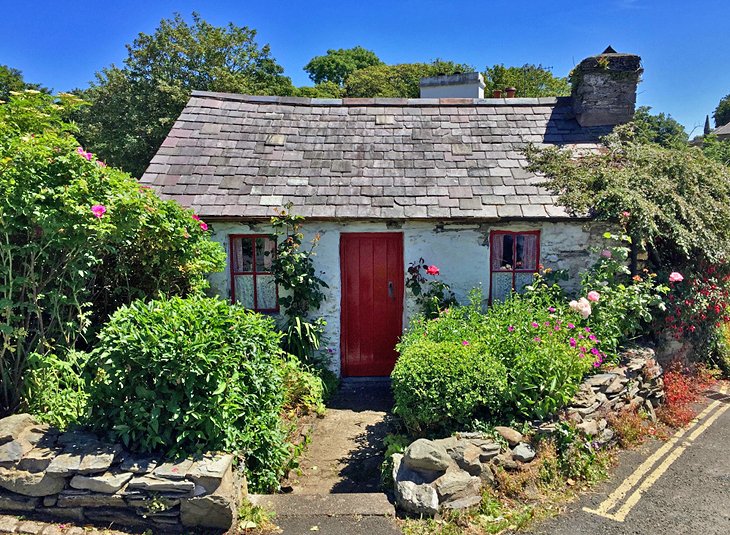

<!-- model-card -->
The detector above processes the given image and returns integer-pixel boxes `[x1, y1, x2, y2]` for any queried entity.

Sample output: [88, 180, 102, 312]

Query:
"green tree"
[702, 134, 730, 167]
[632, 106, 688, 148]
[483, 64, 570, 97]
[294, 81, 344, 98]
[526, 125, 730, 270]
[76, 13, 294, 177]
[0, 65, 48, 101]
[714, 94, 730, 127]
[304, 46, 382, 86]
[344, 60, 473, 98]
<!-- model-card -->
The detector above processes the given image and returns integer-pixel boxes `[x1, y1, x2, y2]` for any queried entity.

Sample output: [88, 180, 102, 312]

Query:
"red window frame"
[489, 230, 541, 302]
[229, 234, 279, 312]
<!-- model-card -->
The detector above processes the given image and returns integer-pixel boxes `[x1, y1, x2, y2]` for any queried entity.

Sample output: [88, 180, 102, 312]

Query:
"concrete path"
[258, 379, 400, 534]
[528, 384, 730, 535]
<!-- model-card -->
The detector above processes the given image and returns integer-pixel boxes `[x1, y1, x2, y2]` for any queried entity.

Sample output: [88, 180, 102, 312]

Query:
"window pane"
[256, 274, 277, 310]
[232, 238, 253, 272]
[515, 234, 538, 270]
[491, 272, 513, 302]
[255, 238, 275, 272]
[234, 275, 255, 308]
[492, 234, 514, 270]
[515, 272, 536, 294]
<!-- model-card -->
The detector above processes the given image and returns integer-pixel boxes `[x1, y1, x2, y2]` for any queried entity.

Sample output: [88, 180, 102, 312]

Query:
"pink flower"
[589, 334, 597, 341]
[426, 265, 440, 276]
[587, 291, 600, 302]
[544, 321, 550, 327]
[91, 204, 106, 218]
[621, 211, 630, 218]
[569, 298, 592, 319]
[548, 307, 556, 313]
[507, 325, 515, 332]
[534, 337, 541, 343]
[669, 272, 684, 283]
[591, 348, 600, 356]
[593, 361, 601, 368]
[199, 222, 209, 231]
[76, 146, 92, 161]
[461, 340, 470, 346]
[585, 327, 591, 332]
[192, 214, 201, 221]
[601, 249, 612, 258]
[567, 323, 575, 329]
[96, 160, 107, 167]
[569, 337, 577, 347]
[531, 321, 539, 328]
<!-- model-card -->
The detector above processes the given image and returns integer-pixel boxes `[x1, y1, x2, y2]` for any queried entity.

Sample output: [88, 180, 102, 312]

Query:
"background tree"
[0, 65, 48, 101]
[304, 46, 382, 86]
[714, 94, 730, 127]
[702, 134, 730, 167]
[344, 59, 473, 98]
[632, 106, 688, 148]
[483, 64, 570, 97]
[294, 81, 344, 98]
[76, 13, 294, 177]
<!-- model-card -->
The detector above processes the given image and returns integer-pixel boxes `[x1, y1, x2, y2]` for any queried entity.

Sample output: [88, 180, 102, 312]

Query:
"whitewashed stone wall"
[208, 220, 606, 376]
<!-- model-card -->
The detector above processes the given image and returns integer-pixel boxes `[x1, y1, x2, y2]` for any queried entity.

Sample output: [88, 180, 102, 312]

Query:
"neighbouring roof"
[714, 122, 730, 139]
[141, 91, 614, 220]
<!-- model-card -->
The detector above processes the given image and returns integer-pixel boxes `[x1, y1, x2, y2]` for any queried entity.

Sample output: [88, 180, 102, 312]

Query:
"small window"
[490, 230, 540, 302]
[229, 235, 278, 312]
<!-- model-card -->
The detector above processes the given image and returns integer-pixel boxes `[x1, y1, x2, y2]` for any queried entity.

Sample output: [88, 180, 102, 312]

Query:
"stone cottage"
[141, 49, 642, 378]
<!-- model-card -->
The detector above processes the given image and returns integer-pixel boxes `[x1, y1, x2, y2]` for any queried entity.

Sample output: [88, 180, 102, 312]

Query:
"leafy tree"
[714, 94, 730, 127]
[344, 60, 473, 98]
[0, 65, 48, 101]
[294, 81, 344, 98]
[76, 13, 294, 177]
[304, 46, 382, 86]
[483, 64, 570, 97]
[526, 125, 730, 271]
[705, 115, 712, 136]
[632, 106, 688, 148]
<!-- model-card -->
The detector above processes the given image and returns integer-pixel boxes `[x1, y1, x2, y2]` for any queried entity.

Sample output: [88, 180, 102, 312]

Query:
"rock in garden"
[441, 494, 482, 511]
[70, 471, 133, 494]
[493, 452, 519, 470]
[0, 488, 39, 512]
[432, 437, 458, 451]
[119, 455, 157, 474]
[127, 475, 196, 494]
[0, 414, 37, 445]
[571, 383, 598, 408]
[586, 373, 618, 388]
[596, 428, 616, 447]
[77, 448, 116, 474]
[155, 458, 194, 480]
[605, 376, 628, 396]
[512, 443, 536, 463]
[577, 419, 599, 437]
[45, 452, 81, 474]
[181, 494, 236, 529]
[57, 490, 127, 508]
[187, 453, 234, 493]
[644, 399, 657, 423]
[476, 441, 501, 462]
[0, 468, 66, 496]
[403, 439, 452, 472]
[17, 447, 57, 473]
[494, 426, 523, 446]
[446, 442, 482, 475]
[395, 479, 439, 516]
[434, 469, 481, 503]
[478, 463, 495, 486]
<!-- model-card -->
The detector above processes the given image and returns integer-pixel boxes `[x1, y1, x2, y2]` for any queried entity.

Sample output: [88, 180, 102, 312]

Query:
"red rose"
[426, 265, 440, 276]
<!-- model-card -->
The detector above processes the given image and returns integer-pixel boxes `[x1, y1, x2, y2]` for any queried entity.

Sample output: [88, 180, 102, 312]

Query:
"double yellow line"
[583, 384, 729, 522]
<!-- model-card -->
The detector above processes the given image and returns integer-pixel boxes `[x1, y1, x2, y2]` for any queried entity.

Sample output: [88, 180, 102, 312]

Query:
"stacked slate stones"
[393, 347, 663, 516]
[0, 415, 243, 531]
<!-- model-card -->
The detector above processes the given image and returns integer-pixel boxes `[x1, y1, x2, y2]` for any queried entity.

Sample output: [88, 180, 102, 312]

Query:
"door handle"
[388, 281, 394, 300]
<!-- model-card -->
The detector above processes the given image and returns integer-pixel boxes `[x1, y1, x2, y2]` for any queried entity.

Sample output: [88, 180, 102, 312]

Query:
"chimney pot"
[419, 72, 485, 99]
[571, 49, 643, 127]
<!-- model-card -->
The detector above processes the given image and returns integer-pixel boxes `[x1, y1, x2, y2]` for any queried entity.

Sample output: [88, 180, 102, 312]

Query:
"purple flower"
[544, 321, 550, 327]
[548, 307, 556, 313]
[461, 340, 470, 346]
[567, 323, 575, 329]
[569, 337, 577, 348]
[589, 334, 597, 341]
[91, 204, 106, 218]
[531, 322, 539, 328]
[585, 327, 591, 333]
[591, 347, 600, 356]
[507, 325, 515, 332]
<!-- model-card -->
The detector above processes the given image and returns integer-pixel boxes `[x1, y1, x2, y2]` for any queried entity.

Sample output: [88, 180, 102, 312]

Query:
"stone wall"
[208, 219, 606, 376]
[0, 415, 245, 532]
[392, 347, 663, 515]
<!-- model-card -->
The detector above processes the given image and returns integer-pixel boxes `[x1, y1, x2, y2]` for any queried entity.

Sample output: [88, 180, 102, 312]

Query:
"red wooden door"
[340, 233, 404, 377]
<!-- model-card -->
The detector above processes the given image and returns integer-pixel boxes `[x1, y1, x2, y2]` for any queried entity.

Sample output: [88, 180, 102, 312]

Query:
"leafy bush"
[280, 357, 325, 416]
[393, 292, 598, 432]
[392, 338, 507, 433]
[405, 259, 458, 319]
[0, 90, 225, 417]
[86, 295, 290, 492]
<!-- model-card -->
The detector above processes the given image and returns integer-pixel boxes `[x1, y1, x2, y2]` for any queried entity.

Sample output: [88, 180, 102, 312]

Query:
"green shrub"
[393, 291, 599, 432]
[0, 90, 225, 417]
[392, 338, 507, 434]
[280, 357, 325, 416]
[86, 295, 289, 492]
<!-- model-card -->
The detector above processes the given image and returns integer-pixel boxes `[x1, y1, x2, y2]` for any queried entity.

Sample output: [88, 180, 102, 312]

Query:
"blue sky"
[2, 0, 728, 133]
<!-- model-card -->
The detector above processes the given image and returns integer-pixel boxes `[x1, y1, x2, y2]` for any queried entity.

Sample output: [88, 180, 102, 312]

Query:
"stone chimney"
[419, 72, 485, 99]
[571, 47, 643, 127]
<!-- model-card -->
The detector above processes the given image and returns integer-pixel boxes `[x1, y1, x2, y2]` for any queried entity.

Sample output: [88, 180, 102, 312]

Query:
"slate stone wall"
[393, 347, 663, 515]
[0, 417, 245, 532]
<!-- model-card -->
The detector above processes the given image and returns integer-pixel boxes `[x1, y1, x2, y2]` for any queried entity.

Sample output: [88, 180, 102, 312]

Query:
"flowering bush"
[393, 291, 599, 431]
[405, 258, 457, 318]
[0, 90, 225, 417]
[578, 233, 668, 356]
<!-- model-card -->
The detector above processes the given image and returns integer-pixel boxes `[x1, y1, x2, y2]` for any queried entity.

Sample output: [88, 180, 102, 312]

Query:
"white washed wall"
[208, 220, 605, 376]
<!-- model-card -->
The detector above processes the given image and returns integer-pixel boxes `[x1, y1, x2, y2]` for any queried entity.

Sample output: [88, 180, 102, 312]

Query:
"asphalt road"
[529, 389, 730, 535]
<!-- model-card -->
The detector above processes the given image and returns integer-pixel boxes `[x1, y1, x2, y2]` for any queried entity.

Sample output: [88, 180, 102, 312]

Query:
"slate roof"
[713, 122, 730, 140]
[141, 91, 614, 220]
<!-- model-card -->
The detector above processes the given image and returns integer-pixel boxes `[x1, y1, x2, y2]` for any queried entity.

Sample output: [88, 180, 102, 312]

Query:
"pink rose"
[601, 249, 612, 258]
[587, 291, 600, 302]
[91, 204, 106, 218]
[426, 265, 440, 276]
[669, 272, 684, 283]
[199, 222, 209, 231]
